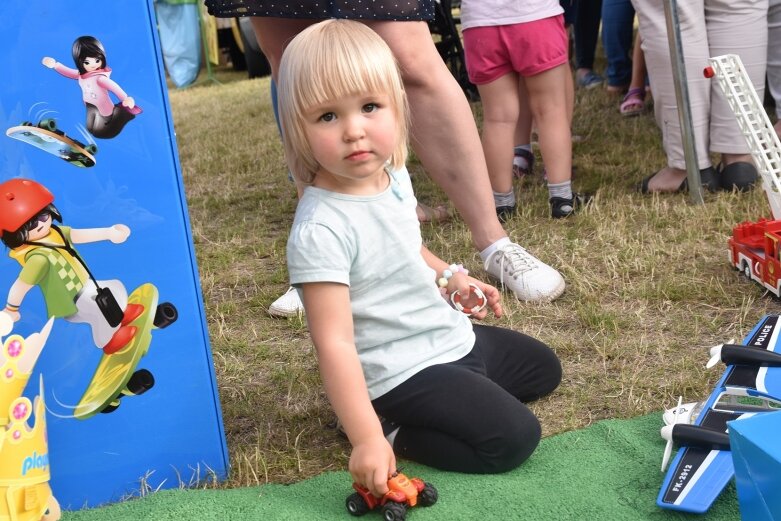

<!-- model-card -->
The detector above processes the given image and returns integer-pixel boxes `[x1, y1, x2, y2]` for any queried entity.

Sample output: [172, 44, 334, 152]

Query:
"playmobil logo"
[21, 451, 49, 476]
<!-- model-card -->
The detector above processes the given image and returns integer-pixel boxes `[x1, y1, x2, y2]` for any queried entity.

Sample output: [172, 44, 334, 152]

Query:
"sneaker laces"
[485, 244, 537, 286]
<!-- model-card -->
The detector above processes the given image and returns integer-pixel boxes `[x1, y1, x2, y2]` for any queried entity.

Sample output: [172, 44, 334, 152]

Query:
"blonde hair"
[277, 20, 409, 185]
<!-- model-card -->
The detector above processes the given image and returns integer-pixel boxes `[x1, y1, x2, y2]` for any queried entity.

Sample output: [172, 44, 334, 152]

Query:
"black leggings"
[371, 324, 561, 474]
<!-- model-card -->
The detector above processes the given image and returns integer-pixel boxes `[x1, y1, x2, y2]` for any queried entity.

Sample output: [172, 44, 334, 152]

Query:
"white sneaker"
[268, 286, 305, 317]
[483, 243, 565, 302]
[662, 401, 702, 426]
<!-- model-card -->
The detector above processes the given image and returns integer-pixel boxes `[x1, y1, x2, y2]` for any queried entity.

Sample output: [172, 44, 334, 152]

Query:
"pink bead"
[5, 369, 13, 378]
[13, 430, 21, 440]
[7, 340, 22, 357]
[12, 402, 27, 420]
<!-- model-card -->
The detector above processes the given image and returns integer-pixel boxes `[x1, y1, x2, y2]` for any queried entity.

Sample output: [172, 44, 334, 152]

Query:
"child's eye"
[319, 112, 336, 122]
[362, 103, 379, 113]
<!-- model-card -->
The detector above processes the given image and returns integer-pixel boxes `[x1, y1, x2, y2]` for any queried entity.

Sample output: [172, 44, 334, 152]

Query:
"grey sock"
[493, 190, 516, 208]
[548, 180, 573, 200]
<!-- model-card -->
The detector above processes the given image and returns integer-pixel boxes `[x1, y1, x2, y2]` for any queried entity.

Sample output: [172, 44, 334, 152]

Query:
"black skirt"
[204, 0, 435, 21]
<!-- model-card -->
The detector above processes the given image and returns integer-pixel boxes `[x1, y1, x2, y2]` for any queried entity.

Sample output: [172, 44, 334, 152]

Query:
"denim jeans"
[601, 0, 635, 87]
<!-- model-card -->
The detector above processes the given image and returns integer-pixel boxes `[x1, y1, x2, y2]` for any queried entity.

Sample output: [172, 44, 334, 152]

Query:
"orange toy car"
[345, 471, 437, 520]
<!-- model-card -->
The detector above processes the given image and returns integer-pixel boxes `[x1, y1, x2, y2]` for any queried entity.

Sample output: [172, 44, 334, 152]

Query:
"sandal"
[620, 88, 646, 117]
[416, 202, 451, 223]
[512, 148, 535, 178]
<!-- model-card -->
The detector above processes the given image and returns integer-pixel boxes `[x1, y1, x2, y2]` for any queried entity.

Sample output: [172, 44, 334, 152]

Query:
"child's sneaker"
[662, 401, 703, 426]
[550, 193, 592, 219]
[483, 243, 565, 302]
[512, 149, 535, 179]
[268, 286, 304, 317]
[496, 204, 517, 223]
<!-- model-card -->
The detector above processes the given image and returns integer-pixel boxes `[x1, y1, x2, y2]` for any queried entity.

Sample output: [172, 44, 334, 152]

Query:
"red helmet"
[0, 178, 55, 234]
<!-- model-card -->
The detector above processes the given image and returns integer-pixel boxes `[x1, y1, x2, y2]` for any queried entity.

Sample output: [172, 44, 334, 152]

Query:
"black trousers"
[371, 324, 562, 473]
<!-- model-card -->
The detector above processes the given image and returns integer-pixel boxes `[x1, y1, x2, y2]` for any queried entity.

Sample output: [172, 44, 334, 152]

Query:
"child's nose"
[343, 117, 365, 141]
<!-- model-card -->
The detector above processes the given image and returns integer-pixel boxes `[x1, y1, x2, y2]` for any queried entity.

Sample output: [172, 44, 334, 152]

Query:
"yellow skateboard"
[6, 119, 97, 168]
[74, 283, 177, 420]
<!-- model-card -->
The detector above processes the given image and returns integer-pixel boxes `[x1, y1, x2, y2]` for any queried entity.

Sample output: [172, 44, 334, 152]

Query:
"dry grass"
[170, 68, 781, 488]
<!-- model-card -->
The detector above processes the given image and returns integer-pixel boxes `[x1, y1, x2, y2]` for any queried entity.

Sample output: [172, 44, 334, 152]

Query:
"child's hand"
[108, 224, 131, 244]
[41, 57, 55, 68]
[349, 435, 396, 497]
[462, 277, 502, 319]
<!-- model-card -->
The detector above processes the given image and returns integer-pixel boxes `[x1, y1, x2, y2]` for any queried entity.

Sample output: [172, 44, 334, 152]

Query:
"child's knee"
[478, 416, 542, 473]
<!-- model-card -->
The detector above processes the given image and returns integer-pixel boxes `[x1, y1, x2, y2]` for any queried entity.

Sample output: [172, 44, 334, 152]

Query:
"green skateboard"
[6, 118, 97, 167]
[74, 283, 177, 419]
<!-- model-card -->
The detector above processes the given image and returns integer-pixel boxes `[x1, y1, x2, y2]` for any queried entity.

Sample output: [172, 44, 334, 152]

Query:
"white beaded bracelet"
[437, 264, 468, 288]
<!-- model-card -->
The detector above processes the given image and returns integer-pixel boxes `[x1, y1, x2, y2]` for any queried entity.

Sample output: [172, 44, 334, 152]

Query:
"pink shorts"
[463, 15, 569, 85]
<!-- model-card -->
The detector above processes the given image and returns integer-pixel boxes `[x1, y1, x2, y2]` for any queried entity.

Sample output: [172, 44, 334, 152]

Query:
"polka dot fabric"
[204, 0, 435, 21]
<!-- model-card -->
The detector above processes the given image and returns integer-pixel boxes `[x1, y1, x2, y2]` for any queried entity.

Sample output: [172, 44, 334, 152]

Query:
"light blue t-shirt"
[287, 166, 475, 399]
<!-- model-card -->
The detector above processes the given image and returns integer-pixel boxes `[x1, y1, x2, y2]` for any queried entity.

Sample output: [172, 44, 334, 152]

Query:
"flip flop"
[620, 88, 646, 117]
[416, 202, 451, 223]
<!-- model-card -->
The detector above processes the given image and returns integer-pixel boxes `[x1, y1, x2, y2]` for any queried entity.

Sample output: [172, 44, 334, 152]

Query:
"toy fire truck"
[705, 55, 781, 296]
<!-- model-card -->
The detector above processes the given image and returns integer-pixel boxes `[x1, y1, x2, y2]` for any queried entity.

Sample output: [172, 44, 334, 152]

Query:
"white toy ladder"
[706, 54, 781, 219]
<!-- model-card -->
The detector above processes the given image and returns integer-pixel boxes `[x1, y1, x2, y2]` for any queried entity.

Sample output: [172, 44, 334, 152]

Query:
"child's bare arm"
[301, 282, 396, 496]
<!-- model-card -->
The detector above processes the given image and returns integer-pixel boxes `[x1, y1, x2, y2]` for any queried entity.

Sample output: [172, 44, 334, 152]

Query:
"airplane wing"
[657, 314, 781, 513]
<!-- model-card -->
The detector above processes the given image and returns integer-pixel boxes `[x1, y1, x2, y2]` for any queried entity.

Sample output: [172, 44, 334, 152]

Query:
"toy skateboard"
[74, 283, 177, 419]
[6, 118, 97, 167]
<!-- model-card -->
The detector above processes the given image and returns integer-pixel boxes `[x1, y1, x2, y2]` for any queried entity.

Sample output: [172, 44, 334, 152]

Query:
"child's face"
[304, 92, 397, 193]
[82, 56, 103, 72]
[27, 212, 53, 241]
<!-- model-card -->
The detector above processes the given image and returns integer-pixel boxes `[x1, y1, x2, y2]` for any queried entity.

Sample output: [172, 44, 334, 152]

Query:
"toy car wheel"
[38, 118, 57, 131]
[21, 120, 32, 127]
[345, 492, 369, 517]
[380, 502, 407, 521]
[85, 144, 98, 155]
[154, 302, 178, 329]
[418, 483, 438, 506]
[743, 261, 751, 279]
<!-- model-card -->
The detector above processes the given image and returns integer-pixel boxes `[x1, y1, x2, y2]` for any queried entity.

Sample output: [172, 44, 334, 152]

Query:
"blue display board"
[0, 0, 228, 510]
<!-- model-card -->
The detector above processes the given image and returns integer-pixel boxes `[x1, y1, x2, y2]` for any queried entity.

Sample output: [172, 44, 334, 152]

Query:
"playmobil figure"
[280, 20, 561, 499]
[42, 36, 141, 139]
[0, 178, 142, 355]
[346, 471, 437, 519]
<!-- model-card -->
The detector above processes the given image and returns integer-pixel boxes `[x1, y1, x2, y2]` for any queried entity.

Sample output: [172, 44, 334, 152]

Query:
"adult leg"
[249, 17, 317, 80]
[477, 73, 521, 195]
[574, 0, 605, 87]
[368, 21, 507, 250]
[772, 0, 781, 135]
[631, 0, 711, 191]
[601, 0, 636, 91]
[706, 0, 768, 162]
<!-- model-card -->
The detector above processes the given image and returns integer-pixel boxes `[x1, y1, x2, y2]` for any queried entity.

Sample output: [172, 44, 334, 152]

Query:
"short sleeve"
[287, 220, 353, 287]
[18, 254, 50, 285]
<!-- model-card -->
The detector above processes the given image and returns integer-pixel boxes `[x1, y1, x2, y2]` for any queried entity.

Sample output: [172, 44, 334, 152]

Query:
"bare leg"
[514, 81, 533, 150]
[477, 73, 520, 195]
[369, 21, 509, 250]
[523, 64, 572, 185]
[249, 17, 317, 80]
[629, 32, 647, 93]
